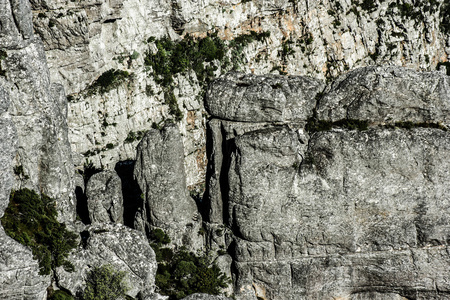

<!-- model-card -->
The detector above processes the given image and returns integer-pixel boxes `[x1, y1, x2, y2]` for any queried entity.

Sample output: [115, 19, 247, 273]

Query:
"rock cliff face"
[134, 123, 204, 250]
[0, 0, 72, 298]
[205, 66, 450, 299]
[1, 0, 450, 299]
[29, 0, 450, 192]
[56, 223, 158, 298]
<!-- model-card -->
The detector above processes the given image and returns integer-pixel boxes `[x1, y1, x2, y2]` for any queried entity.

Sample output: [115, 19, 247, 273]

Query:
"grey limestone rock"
[2, 22, 75, 223]
[0, 82, 50, 300]
[134, 123, 203, 249]
[0, 85, 16, 218]
[205, 67, 450, 299]
[205, 72, 324, 123]
[0, 0, 33, 48]
[0, 1, 75, 298]
[317, 66, 450, 126]
[0, 229, 50, 300]
[57, 223, 157, 298]
[86, 170, 124, 224]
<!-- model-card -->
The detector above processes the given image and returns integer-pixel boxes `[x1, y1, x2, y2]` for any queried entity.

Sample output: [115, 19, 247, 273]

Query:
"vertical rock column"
[0, 85, 50, 299]
[0, 0, 75, 223]
[134, 123, 203, 250]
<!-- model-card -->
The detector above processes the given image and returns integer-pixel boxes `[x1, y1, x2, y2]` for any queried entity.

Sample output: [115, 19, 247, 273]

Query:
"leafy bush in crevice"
[145, 31, 270, 120]
[0, 189, 78, 275]
[148, 229, 230, 300]
[47, 290, 75, 300]
[124, 130, 147, 143]
[85, 69, 131, 96]
[82, 265, 129, 300]
[145, 34, 226, 89]
[164, 90, 184, 122]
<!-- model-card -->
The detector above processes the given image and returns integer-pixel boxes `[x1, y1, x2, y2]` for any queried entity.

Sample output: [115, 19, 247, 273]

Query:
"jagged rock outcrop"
[134, 123, 203, 250]
[205, 72, 324, 123]
[0, 76, 50, 300]
[0, 230, 50, 300]
[206, 66, 450, 299]
[56, 223, 158, 298]
[317, 65, 450, 125]
[1, 0, 75, 223]
[29, 0, 450, 194]
[0, 0, 75, 298]
[205, 73, 324, 225]
[86, 170, 124, 224]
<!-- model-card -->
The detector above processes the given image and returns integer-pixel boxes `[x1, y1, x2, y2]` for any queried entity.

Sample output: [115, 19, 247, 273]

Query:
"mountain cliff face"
[205, 67, 450, 299]
[29, 0, 450, 190]
[0, 0, 449, 299]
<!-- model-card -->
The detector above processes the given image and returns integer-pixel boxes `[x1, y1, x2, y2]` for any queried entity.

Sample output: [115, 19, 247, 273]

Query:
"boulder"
[205, 72, 324, 123]
[317, 66, 450, 126]
[57, 223, 158, 298]
[86, 170, 124, 224]
[181, 294, 233, 300]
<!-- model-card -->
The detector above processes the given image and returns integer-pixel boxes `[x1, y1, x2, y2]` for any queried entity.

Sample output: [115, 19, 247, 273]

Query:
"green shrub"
[48, 290, 74, 300]
[149, 228, 230, 300]
[82, 265, 129, 300]
[145, 34, 226, 88]
[1, 189, 78, 275]
[164, 90, 183, 121]
[124, 130, 147, 143]
[86, 69, 131, 95]
[155, 248, 230, 299]
[145, 31, 269, 88]
[149, 228, 171, 244]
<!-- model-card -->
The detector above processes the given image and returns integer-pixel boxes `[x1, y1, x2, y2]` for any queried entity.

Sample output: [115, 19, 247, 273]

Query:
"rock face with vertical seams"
[134, 123, 204, 250]
[205, 66, 450, 300]
[0, 0, 73, 298]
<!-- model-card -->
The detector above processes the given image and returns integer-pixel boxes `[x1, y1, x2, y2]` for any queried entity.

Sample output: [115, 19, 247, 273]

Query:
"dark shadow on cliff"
[203, 120, 236, 231]
[115, 160, 143, 228]
[75, 186, 90, 224]
[75, 162, 102, 224]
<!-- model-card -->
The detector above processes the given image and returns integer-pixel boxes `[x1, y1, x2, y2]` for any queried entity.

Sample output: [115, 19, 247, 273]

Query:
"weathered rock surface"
[29, 0, 450, 194]
[0, 0, 75, 298]
[0, 85, 16, 218]
[57, 223, 158, 298]
[205, 72, 324, 123]
[0, 79, 50, 300]
[86, 170, 124, 224]
[134, 123, 203, 249]
[0, 229, 50, 300]
[318, 65, 450, 126]
[206, 67, 450, 299]
[0, 0, 75, 224]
